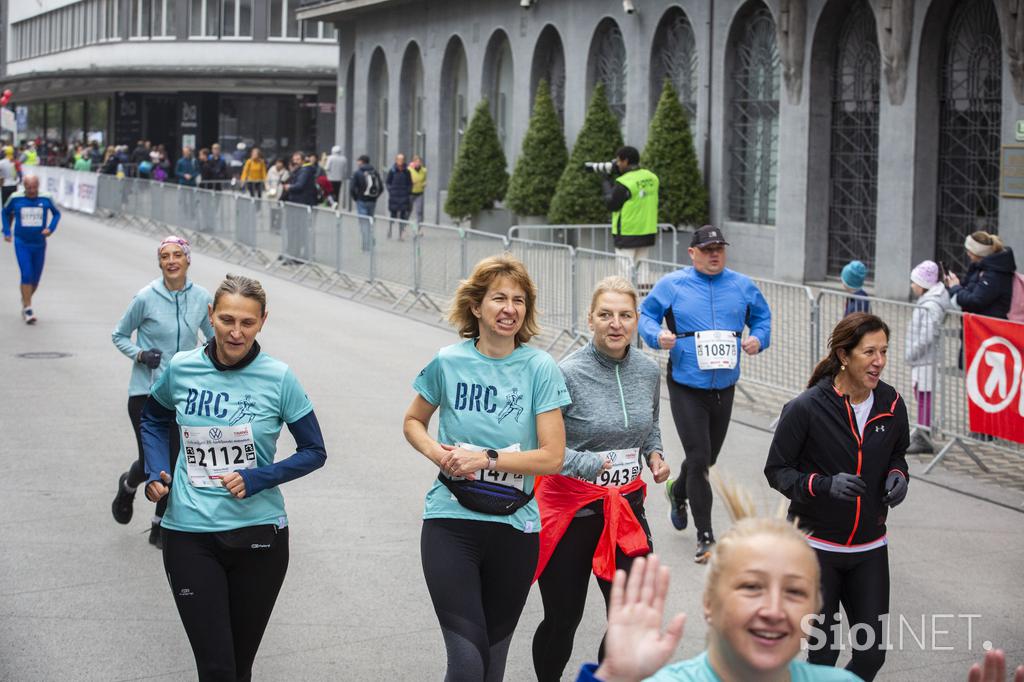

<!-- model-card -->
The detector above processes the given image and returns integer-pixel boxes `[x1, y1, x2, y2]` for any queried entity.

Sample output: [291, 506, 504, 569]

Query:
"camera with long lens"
[583, 160, 617, 175]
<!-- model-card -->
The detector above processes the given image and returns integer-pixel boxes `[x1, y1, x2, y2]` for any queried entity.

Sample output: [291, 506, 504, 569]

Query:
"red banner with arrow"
[965, 313, 1024, 443]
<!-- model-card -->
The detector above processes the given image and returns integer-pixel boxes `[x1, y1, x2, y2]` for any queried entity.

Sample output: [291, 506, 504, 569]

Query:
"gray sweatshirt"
[559, 342, 663, 482]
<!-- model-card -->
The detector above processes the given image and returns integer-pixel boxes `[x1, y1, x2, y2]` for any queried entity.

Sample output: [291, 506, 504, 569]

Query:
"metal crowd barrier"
[91, 173, 1023, 476]
[508, 223, 679, 265]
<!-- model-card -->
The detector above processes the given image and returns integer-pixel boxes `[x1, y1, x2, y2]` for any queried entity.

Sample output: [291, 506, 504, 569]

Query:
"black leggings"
[163, 526, 290, 682]
[421, 518, 539, 682]
[126, 394, 180, 519]
[667, 380, 735, 533]
[807, 545, 889, 681]
[533, 507, 652, 682]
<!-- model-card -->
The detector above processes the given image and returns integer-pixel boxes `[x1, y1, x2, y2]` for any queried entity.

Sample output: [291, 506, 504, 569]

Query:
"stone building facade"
[302, 0, 1024, 298]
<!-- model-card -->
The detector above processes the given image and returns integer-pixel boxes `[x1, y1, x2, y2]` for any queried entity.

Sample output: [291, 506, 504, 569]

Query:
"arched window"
[827, 0, 880, 276]
[587, 19, 627, 122]
[650, 8, 698, 128]
[727, 3, 780, 225]
[531, 25, 566, 123]
[936, 0, 1002, 270]
[483, 31, 514, 160]
[440, 37, 469, 186]
[400, 43, 425, 160]
[367, 48, 389, 167]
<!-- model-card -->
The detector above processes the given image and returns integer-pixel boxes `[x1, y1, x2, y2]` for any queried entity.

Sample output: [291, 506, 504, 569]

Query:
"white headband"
[965, 234, 995, 258]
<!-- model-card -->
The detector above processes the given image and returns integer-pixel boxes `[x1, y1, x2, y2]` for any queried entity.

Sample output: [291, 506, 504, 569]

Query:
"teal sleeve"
[533, 355, 571, 414]
[149, 364, 174, 409]
[112, 295, 145, 361]
[279, 368, 314, 423]
[412, 354, 442, 405]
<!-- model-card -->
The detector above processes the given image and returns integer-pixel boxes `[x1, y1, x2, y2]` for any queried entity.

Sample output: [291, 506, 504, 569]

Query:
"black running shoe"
[695, 531, 715, 564]
[111, 472, 135, 525]
[148, 523, 163, 550]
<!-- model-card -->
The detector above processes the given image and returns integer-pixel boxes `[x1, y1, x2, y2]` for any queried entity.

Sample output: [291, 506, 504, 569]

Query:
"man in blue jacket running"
[2, 175, 60, 324]
[640, 225, 771, 563]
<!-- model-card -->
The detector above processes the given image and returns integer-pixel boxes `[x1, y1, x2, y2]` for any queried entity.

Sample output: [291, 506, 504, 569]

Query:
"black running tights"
[163, 526, 290, 682]
[532, 508, 652, 682]
[421, 518, 538, 682]
[807, 545, 890, 681]
[666, 381, 735, 534]
[126, 394, 180, 519]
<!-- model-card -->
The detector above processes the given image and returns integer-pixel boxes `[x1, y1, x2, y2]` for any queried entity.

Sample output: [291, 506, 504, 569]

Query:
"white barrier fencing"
[87, 173, 1024, 475]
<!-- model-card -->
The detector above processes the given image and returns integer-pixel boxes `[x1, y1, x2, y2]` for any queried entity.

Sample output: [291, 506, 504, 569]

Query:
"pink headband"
[158, 236, 191, 264]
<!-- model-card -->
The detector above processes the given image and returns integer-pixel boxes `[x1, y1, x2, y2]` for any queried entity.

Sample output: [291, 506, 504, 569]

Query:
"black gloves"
[138, 349, 163, 369]
[827, 473, 867, 502]
[883, 471, 908, 507]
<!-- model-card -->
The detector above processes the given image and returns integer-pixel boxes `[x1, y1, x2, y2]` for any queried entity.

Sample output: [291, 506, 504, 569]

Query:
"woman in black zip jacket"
[764, 313, 909, 682]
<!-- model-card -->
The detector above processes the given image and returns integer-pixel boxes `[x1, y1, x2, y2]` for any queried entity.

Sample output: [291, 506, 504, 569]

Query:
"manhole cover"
[16, 351, 72, 359]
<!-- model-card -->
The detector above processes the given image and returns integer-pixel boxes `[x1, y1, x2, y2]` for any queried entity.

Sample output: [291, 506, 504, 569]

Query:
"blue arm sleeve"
[575, 663, 602, 681]
[746, 282, 772, 351]
[46, 199, 60, 232]
[238, 410, 327, 496]
[140, 397, 176, 484]
[639, 277, 673, 348]
[1, 200, 12, 237]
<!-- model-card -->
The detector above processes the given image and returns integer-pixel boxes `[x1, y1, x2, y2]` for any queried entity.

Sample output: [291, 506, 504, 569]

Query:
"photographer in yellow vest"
[602, 146, 659, 264]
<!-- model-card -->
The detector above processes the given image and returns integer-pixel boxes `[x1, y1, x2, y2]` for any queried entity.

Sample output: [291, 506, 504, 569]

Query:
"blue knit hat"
[841, 260, 867, 289]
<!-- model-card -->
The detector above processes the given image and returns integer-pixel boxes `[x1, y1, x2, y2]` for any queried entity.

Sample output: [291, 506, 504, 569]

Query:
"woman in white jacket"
[905, 260, 950, 454]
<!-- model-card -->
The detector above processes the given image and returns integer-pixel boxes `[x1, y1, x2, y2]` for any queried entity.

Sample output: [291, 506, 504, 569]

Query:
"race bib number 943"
[595, 448, 641, 488]
[181, 424, 257, 488]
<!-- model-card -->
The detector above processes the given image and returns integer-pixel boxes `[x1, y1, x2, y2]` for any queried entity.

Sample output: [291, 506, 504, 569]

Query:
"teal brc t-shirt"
[645, 652, 862, 681]
[413, 339, 571, 533]
[150, 347, 314, 532]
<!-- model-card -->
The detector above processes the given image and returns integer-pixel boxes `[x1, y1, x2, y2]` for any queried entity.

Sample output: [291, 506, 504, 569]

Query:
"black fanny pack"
[437, 472, 534, 516]
[213, 523, 284, 551]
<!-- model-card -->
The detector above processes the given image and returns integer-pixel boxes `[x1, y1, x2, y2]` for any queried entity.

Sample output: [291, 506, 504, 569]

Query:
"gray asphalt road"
[0, 212, 1020, 682]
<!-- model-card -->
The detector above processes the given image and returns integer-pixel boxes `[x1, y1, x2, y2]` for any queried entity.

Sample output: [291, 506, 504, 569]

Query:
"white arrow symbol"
[984, 350, 1009, 399]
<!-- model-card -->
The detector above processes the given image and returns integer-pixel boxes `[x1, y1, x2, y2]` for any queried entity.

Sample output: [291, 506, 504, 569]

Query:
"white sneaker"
[22, 307, 36, 324]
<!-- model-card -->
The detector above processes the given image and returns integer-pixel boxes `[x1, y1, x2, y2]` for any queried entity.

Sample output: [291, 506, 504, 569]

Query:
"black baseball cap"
[690, 225, 729, 248]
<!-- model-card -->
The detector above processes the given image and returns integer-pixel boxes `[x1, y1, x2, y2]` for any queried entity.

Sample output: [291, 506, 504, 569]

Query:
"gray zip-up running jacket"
[559, 341, 663, 481]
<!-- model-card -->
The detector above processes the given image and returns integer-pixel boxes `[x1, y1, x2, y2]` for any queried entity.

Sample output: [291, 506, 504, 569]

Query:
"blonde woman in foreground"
[577, 483, 860, 681]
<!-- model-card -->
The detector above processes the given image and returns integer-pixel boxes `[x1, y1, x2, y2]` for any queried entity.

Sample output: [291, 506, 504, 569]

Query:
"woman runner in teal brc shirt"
[577, 483, 861, 682]
[403, 255, 570, 682]
[142, 274, 327, 681]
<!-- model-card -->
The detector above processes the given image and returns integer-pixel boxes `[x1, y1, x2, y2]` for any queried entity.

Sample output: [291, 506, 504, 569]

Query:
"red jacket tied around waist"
[534, 474, 649, 583]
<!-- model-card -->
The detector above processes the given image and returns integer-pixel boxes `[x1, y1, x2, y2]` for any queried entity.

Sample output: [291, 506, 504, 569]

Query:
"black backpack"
[362, 169, 383, 199]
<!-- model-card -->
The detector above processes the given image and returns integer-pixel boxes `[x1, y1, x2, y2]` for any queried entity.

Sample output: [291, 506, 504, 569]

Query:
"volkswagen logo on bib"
[209, 427, 223, 441]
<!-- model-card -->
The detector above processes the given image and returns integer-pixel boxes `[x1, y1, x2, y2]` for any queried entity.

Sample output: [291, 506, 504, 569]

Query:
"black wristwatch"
[485, 449, 499, 471]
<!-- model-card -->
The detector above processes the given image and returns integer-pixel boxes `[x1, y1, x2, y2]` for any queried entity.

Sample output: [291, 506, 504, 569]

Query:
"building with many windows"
[1, 0, 340, 164]
[299, 0, 1024, 298]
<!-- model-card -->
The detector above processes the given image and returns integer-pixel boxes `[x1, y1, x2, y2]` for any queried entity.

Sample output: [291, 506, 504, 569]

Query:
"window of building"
[530, 25, 566, 124]
[727, 3, 780, 225]
[484, 31, 514, 160]
[936, 0, 1003, 271]
[133, 0, 176, 39]
[651, 9, 698, 129]
[190, 0, 220, 38]
[587, 19, 627, 123]
[827, 0, 880, 276]
[303, 20, 337, 42]
[270, 0, 300, 39]
[222, 0, 254, 39]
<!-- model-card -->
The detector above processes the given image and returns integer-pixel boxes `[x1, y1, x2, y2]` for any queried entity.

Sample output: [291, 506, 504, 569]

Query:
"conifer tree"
[444, 98, 509, 222]
[506, 80, 567, 217]
[548, 84, 623, 225]
[643, 80, 709, 227]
